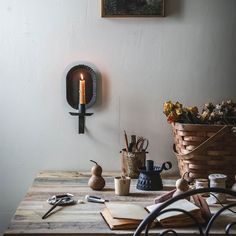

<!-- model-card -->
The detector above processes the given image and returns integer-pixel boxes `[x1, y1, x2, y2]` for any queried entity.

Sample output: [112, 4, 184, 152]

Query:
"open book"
[101, 199, 206, 229]
[146, 199, 205, 227]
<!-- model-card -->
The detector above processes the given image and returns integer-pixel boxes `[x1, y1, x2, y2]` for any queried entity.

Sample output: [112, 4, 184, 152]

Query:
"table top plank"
[4, 171, 236, 236]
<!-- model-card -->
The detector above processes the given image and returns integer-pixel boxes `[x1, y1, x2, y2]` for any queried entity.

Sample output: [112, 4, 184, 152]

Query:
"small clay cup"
[195, 178, 209, 196]
[195, 178, 209, 189]
[114, 176, 131, 196]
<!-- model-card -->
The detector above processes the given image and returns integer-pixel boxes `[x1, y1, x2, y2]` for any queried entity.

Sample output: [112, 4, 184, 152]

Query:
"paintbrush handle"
[124, 130, 129, 152]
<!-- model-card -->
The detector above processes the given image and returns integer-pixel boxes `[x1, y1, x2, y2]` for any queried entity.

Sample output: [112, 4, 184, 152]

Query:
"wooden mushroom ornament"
[88, 160, 105, 190]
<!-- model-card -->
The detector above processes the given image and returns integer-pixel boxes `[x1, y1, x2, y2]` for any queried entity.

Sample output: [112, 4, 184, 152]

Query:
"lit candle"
[79, 73, 86, 104]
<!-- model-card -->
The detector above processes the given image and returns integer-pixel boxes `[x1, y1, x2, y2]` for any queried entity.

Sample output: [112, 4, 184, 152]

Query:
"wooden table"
[4, 171, 236, 236]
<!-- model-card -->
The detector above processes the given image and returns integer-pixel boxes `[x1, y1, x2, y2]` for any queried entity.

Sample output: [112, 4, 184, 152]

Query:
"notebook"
[101, 202, 148, 230]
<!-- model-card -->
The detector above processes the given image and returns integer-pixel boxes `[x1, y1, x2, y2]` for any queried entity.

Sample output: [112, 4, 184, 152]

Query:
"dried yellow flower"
[174, 101, 183, 109]
[163, 101, 174, 116]
[176, 108, 183, 116]
[187, 106, 198, 115]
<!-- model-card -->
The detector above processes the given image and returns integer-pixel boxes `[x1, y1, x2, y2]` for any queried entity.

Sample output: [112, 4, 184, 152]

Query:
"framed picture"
[101, 0, 164, 17]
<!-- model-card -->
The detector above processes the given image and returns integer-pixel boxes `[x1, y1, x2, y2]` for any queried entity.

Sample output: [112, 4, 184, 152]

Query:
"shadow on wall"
[93, 70, 110, 112]
[165, 0, 183, 17]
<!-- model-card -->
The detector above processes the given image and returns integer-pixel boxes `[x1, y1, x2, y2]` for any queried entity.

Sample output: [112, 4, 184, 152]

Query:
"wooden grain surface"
[4, 171, 236, 236]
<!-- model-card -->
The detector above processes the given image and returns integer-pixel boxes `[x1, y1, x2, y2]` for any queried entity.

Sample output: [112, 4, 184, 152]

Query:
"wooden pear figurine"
[172, 172, 190, 200]
[88, 160, 105, 190]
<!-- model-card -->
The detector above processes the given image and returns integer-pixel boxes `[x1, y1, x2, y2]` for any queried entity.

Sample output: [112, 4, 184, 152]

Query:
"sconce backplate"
[66, 64, 97, 109]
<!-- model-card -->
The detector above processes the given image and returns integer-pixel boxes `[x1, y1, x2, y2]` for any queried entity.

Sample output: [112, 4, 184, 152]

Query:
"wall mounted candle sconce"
[66, 64, 97, 134]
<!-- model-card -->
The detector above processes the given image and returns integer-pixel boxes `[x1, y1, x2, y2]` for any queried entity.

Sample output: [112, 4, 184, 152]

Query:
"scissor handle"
[136, 138, 149, 152]
[47, 194, 75, 206]
[160, 161, 172, 171]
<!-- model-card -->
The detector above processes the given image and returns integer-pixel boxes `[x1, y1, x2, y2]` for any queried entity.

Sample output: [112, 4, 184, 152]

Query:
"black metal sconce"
[66, 64, 97, 134]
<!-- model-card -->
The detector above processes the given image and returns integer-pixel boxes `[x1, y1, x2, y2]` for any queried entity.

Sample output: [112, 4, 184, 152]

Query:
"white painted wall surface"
[0, 0, 236, 234]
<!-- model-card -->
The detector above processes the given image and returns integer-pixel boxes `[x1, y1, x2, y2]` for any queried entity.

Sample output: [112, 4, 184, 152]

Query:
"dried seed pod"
[172, 172, 190, 200]
[175, 172, 189, 192]
[88, 160, 105, 191]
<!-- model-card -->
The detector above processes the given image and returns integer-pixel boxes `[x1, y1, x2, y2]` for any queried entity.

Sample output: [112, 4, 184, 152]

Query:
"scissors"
[136, 137, 149, 152]
[42, 193, 76, 219]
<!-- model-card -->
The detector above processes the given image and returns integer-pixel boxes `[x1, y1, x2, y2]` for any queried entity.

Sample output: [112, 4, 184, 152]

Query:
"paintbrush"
[124, 130, 129, 152]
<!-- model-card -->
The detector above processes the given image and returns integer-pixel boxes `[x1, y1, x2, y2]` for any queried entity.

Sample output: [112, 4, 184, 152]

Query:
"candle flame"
[80, 73, 84, 80]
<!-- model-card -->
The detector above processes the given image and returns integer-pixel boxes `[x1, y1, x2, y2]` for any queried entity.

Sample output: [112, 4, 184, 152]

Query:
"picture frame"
[101, 0, 165, 17]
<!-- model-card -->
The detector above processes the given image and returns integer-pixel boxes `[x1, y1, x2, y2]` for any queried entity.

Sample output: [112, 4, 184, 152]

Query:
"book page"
[105, 202, 148, 220]
[146, 199, 200, 221]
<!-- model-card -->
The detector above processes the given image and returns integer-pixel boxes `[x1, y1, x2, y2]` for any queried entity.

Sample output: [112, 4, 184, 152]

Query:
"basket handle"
[173, 125, 231, 159]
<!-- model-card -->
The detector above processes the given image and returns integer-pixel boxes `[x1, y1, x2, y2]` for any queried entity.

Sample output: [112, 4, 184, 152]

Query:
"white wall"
[0, 0, 236, 234]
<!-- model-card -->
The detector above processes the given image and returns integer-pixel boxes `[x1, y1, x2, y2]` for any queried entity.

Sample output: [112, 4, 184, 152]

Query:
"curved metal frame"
[134, 187, 236, 236]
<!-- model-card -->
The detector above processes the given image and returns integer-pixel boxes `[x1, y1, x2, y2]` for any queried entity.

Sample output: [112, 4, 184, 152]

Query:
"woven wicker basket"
[172, 123, 236, 187]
